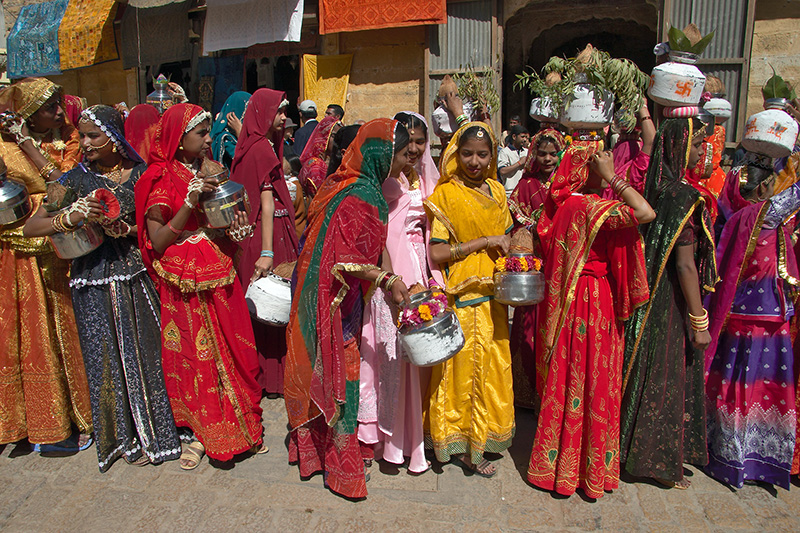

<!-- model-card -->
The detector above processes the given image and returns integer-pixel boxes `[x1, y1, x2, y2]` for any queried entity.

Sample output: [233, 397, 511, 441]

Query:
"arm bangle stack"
[688, 309, 709, 332]
[384, 274, 401, 291]
[449, 242, 465, 261]
[39, 162, 57, 180]
[166, 220, 182, 235]
[455, 113, 469, 126]
[260, 250, 274, 258]
[610, 174, 631, 197]
[51, 212, 76, 233]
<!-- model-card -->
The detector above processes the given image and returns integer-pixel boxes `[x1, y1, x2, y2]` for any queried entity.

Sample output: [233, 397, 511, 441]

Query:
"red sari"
[284, 119, 398, 499]
[230, 89, 299, 395]
[528, 141, 648, 498]
[297, 114, 339, 199]
[135, 103, 263, 461]
[507, 128, 564, 409]
[124, 104, 160, 165]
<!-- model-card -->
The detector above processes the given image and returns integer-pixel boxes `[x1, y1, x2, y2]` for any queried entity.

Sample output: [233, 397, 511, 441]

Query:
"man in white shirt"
[498, 125, 530, 197]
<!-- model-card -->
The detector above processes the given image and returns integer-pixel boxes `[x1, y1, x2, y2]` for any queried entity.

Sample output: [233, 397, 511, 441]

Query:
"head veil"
[210, 90, 250, 167]
[79, 104, 144, 164]
[134, 103, 211, 274]
[124, 104, 160, 165]
[622, 118, 718, 389]
[437, 121, 498, 186]
[509, 128, 565, 226]
[297, 114, 341, 197]
[285, 118, 401, 430]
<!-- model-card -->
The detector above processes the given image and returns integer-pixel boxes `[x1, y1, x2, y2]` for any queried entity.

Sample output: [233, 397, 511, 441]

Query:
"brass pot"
[197, 171, 251, 229]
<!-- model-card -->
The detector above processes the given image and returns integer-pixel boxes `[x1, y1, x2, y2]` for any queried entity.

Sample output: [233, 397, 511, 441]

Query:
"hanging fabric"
[302, 54, 352, 111]
[7, 0, 69, 79]
[120, 2, 191, 69]
[319, 0, 446, 34]
[202, 0, 303, 54]
[58, 0, 119, 71]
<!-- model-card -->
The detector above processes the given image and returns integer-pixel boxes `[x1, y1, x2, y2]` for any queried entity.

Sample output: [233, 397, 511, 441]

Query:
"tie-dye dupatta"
[284, 118, 398, 430]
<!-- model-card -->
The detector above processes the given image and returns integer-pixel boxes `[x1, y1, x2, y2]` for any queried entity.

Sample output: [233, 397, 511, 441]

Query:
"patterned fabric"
[58, 0, 118, 71]
[704, 173, 800, 489]
[60, 163, 180, 471]
[138, 103, 263, 461]
[319, 0, 446, 34]
[297, 114, 340, 198]
[601, 137, 649, 200]
[620, 119, 718, 483]
[124, 105, 160, 165]
[7, 0, 68, 79]
[210, 91, 250, 169]
[203, 0, 303, 53]
[284, 119, 399, 499]
[508, 127, 564, 227]
[685, 125, 726, 221]
[80, 105, 144, 164]
[528, 139, 648, 498]
[301, 54, 352, 112]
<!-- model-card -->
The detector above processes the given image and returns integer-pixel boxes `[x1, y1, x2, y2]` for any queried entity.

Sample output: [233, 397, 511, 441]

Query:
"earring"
[112, 144, 117, 153]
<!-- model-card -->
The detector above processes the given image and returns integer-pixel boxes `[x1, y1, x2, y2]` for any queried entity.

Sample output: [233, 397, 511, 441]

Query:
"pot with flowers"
[741, 69, 799, 159]
[396, 282, 465, 367]
[493, 252, 544, 306]
[648, 25, 713, 107]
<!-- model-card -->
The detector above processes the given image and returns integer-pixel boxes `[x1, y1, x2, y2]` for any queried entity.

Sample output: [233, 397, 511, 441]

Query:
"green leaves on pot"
[452, 64, 500, 115]
[762, 67, 797, 101]
[668, 26, 715, 55]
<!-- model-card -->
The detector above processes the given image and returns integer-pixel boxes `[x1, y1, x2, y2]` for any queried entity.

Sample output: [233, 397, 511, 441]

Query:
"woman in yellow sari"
[424, 122, 514, 477]
[0, 78, 91, 450]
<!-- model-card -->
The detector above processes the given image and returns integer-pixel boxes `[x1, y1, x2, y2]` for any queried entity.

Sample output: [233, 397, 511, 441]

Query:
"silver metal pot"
[494, 270, 545, 306]
[400, 309, 465, 367]
[48, 208, 105, 259]
[197, 171, 251, 229]
[0, 171, 31, 226]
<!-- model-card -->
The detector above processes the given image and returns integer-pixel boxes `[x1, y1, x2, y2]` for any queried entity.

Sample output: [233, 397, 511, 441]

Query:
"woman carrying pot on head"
[620, 117, 718, 490]
[229, 88, 299, 398]
[23, 105, 181, 471]
[704, 153, 800, 491]
[0, 78, 92, 453]
[527, 133, 653, 499]
[211, 91, 250, 170]
[135, 103, 266, 471]
[424, 122, 515, 479]
[297, 114, 341, 199]
[357, 112, 440, 475]
[507, 127, 565, 410]
[284, 119, 411, 500]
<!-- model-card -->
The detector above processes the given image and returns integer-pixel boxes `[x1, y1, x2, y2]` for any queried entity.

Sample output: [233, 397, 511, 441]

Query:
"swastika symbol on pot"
[674, 81, 694, 97]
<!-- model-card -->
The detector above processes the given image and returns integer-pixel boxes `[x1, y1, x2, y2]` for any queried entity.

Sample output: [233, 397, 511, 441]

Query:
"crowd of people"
[1, 72, 799, 503]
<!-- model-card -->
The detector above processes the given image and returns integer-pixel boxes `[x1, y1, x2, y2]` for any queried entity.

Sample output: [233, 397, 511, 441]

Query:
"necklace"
[180, 160, 200, 176]
[94, 160, 125, 184]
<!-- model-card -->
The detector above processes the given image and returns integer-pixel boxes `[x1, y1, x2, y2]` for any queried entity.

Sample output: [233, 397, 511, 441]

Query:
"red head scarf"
[297, 114, 341, 198]
[134, 103, 211, 274]
[63, 94, 83, 126]
[125, 104, 160, 165]
[509, 128, 565, 225]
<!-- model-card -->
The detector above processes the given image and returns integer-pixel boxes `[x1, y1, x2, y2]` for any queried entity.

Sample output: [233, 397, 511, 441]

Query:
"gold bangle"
[39, 162, 57, 180]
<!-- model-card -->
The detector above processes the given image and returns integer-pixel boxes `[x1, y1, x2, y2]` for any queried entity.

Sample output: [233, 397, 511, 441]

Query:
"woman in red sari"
[297, 114, 341, 199]
[507, 128, 564, 408]
[124, 104, 160, 165]
[135, 103, 265, 470]
[230, 88, 299, 397]
[527, 135, 653, 499]
[284, 119, 411, 499]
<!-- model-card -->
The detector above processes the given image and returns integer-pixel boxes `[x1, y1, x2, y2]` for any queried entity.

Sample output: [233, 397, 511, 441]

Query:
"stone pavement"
[1, 398, 799, 532]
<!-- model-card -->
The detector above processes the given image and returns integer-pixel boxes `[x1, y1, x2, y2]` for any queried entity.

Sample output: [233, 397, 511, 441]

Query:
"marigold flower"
[418, 304, 433, 322]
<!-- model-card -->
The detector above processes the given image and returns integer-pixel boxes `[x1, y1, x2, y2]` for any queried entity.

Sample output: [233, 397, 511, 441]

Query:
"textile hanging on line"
[6, 0, 68, 79]
[58, 0, 119, 71]
[120, 2, 192, 69]
[319, 0, 446, 34]
[127, 0, 184, 7]
[302, 54, 352, 112]
[203, 0, 303, 54]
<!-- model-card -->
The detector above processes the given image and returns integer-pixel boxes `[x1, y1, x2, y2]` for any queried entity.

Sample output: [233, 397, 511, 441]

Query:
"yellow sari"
[423, 122, 515, 465]
[0, 78, 90, 445]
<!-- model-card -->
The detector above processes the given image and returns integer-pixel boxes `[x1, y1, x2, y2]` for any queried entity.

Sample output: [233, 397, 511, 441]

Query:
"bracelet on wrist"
[260, 250, 274, 258]
[166, 220, 182, 235]
[688, 309, 709, 332]
[16, 135, 32, 146]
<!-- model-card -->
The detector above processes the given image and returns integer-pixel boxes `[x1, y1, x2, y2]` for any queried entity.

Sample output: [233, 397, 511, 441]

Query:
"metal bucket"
[48, 209, 105, 259]
[198, 172, 251, 229]
[398, 290, 465, 367]
[0, 172, 31, 226]
[244, 272, 292, 326]
[494, 270, 545, 306]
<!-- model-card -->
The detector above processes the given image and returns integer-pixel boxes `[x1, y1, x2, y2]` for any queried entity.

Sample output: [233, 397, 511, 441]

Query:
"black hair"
[393, 112, 428, 138]
[509, 124, 529, 137]
[300, 108, 317, 120]
[326, 104, 344, 119]
[534, 135, 559, 151]
[510, 114, 521, 122]
[326, 125, 361, 176]
[739, 164, 774, 196]
[457, 125, 493, 152]
[394, 122, 410, 153]
[284, 153, 302, 177]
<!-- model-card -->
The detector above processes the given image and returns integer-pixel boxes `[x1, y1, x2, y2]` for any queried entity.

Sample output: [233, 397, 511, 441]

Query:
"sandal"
[180, 441, 205, 471]
[364, 463, 371, 483]
[125, 454, 151, 467]
[655, 477, 690, 490]
[453, 455, 497, 478]
[252, 442, 269, 454]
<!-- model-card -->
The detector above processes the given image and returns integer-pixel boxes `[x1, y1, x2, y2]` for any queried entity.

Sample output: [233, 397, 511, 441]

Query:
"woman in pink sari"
[357, 112, 440, 474]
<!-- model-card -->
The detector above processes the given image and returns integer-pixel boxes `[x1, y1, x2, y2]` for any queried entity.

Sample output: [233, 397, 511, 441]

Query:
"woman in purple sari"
[704, 152, 800, 490]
